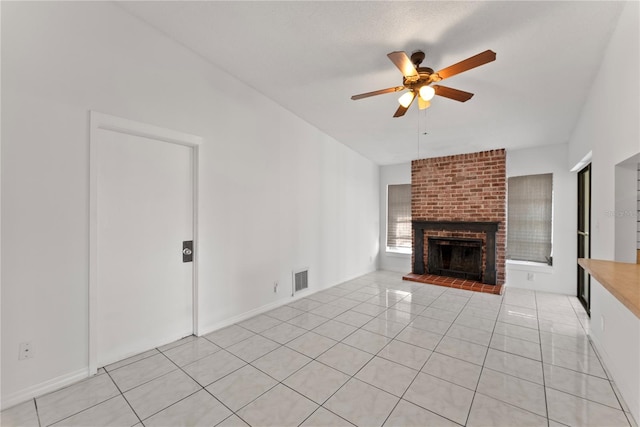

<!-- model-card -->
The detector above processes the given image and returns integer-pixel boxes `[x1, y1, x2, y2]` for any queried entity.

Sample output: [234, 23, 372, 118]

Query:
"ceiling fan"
[351, 49, 496, 117]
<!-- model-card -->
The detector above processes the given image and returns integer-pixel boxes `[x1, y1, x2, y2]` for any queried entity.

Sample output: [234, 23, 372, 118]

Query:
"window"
[507, 174, 553, 264]
[387, 184, 412, 253]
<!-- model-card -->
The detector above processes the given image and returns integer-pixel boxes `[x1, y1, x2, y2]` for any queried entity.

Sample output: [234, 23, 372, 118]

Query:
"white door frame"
[88, 111, 201, 375]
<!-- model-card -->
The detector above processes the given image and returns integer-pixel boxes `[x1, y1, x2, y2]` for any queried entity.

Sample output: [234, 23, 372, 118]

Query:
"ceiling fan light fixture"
[418, 97, 431, 110]
[398, 91, 415, 108]
[419, 85, 435, 101]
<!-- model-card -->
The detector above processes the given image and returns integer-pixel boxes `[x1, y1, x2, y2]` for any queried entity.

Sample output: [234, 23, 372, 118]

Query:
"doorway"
[577, 164, 591, 314]
[89, 112, 201, 373]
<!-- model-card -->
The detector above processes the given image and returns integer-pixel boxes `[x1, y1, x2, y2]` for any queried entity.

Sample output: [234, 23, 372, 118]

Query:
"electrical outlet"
[273, 282, 278, 293]
[18, 342, 33, 360]
[527, 272, 534, 281]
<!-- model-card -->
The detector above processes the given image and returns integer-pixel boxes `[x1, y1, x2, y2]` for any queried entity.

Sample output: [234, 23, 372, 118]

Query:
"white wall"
[379, 163, 412, 273]
[567, 2, 640, 423]
[0, 2, 379, 407]
[505, 144, 577, 294]
[568, 1, 640, 261]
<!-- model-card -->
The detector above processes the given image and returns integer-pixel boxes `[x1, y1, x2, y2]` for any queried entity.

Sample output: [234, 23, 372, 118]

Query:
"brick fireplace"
[410, 149, 506, 285]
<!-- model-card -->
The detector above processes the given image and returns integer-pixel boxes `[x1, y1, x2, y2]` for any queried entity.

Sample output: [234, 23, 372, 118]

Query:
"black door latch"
[182, 240, 193, 263]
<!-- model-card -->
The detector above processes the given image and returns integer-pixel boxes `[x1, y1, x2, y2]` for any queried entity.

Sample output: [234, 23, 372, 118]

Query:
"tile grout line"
[33, 398, 42, 427]
[462, 287, 502, 427]
[471, 288, 553, 424]
[500, 292, 627, 419]
[52, 280, 410, 424]
[104, 348, 162, 374]
[290, 283, 420, 425]
[154, 338, 284, 425]
[125, 349, 205, 424]
[104, 370, 142, 426]
[21, 274, 616, 427]
[308, 288, 406, 425]
[285, 282, 404, 426]
[204, 329, 322, 424]
[380, 287, 484, 427]
[119, 338, 282, 425]
[206, 280, 397, 426]
[539, 292, 631, 426]
[34, 372, 134, 427]
[534, 290, 552, 427]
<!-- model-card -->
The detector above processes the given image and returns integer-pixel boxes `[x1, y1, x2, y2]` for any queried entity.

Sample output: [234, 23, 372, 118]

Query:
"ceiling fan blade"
[351, 86, 405, 100]
[393, 92, 415, 117]
[433, 85, 474, 102]
[434, 50, 496, 80]
[387, 51, 419, 79]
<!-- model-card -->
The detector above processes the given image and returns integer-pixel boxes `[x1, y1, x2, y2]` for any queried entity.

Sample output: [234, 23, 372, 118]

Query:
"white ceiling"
[118, 1, 625, 165]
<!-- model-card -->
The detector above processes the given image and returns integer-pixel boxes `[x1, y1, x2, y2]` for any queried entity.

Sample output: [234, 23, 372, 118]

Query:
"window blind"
[507, 174, 553, 264]
[387, 184, 412, 250]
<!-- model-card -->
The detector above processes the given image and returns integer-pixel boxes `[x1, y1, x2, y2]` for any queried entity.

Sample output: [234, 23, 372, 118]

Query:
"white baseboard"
[198, 287, 318, 337]
[198, 273, 367, 337]
[1, 367, 89, 411]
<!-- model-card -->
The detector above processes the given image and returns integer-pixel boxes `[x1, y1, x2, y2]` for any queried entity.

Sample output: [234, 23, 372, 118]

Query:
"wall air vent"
[292, 268, 309, 295]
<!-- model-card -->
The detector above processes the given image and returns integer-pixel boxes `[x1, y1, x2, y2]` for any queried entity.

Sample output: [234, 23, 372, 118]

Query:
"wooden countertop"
[579, 258, 640, 318]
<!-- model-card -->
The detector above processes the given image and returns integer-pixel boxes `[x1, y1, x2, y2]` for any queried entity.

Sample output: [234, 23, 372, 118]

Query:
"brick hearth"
[402, 272, 504, 295]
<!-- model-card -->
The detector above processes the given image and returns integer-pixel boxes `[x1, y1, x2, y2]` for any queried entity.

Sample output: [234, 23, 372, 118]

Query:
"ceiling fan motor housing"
[410, 50, 426, 66]
[403, 67, 439, 89]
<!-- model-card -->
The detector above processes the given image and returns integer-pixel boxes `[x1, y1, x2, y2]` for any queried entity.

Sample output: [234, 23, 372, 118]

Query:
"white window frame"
[386, 184, 412, 254]
[506, 173, 554, 265]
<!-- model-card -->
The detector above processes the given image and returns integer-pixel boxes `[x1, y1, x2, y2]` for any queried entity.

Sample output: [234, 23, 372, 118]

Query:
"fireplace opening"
[427, 237, 483, 281]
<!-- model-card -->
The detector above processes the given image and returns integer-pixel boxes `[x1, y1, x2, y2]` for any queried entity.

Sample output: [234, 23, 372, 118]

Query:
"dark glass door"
[577, 164, 591, 314]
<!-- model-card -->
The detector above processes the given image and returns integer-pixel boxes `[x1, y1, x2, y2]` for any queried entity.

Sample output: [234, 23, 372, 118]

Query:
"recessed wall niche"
[614, 153, 640, 263]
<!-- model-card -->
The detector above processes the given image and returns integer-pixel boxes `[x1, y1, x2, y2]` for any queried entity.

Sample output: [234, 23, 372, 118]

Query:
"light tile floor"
[2, 270, 637, 427]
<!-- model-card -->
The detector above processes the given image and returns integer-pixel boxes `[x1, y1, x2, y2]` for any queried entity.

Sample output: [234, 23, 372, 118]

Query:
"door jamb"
[88, 111, 201, 375]
[577, 163, 591, 314]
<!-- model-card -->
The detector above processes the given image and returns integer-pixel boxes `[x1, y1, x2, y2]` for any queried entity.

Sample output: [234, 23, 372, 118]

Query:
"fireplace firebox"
[412, 221, 499, 285]
[427, 237, 483, 281]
